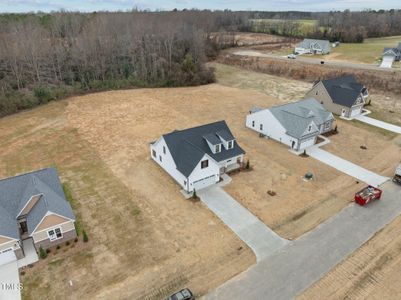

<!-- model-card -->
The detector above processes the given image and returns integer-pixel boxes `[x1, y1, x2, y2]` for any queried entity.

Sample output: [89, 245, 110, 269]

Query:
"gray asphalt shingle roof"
[0, 168, 75, 239]
[297, 39, 331, 54]
[162, 121, 245, 177]
[269, 98, 334, 139]
[321, 75, 365, 108]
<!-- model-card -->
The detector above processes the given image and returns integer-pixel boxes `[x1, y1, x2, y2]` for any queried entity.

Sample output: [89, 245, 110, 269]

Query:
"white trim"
[32, 219, 73, 235]
[33, 227, 75, 243]
[30, 211, 75, 235]
[16, 194, 42, 217]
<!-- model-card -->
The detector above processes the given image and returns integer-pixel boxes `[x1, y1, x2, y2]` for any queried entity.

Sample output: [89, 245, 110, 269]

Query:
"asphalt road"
[204, 181, 401, 300]
[232, 50, 400, 73]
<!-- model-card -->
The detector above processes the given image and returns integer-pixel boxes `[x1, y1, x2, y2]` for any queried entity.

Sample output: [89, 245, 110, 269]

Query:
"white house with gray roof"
[150, 121, 245, 192]
[0, 168, 76, 266]
[295, 39, 331, 55]
[246, 98, 334, 151]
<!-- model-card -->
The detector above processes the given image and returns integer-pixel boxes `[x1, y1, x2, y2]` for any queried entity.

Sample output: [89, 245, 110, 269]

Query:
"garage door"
[350, 106, 362, 118]
[299, 137, 316, 150]
[193, 175, 217, 191]
[380, 56, 394, 68]
[0, 248, 17, 266]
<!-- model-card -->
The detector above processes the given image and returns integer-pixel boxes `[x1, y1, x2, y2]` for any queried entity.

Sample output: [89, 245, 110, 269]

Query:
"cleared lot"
[1, 62, 399, 299]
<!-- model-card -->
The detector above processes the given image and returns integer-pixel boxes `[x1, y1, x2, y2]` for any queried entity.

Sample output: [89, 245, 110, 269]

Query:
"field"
[1, 62, 400, 299]
[250, 19, 319, 36]
[327, 35, 401, 64]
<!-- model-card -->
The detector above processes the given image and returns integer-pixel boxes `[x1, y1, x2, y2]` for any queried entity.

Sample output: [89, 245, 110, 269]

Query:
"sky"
[0, 0, 400, 13]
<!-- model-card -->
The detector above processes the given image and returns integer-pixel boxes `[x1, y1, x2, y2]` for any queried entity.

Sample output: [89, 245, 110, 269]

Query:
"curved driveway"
[198, 186, 288, 262]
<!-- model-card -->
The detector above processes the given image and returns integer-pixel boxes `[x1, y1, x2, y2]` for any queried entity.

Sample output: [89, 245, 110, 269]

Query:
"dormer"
[17, 194, 42, 218]
[203, 133, 222, 154]
[216, 130, 235, 150]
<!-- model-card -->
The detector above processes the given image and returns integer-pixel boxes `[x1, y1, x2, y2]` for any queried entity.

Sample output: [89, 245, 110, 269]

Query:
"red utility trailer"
[355, 185, 382, 206]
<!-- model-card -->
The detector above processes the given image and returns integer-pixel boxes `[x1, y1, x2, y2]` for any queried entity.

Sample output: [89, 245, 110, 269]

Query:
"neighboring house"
[150, 121, 245, 192]
[295, 39, 331, 55]
[246, 98, 334, 151]
[0, 168, 76, 265]
[306, 75, 368, 118]
[381, 43, 401, 68]
[383, 43, 401, 61]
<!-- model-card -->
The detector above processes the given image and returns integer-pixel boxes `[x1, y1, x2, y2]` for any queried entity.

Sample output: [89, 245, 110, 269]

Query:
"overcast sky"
[0, 0, 400, 13]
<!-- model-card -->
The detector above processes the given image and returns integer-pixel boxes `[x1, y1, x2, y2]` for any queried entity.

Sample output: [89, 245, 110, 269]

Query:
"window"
[48, 227, 62, 241]
[159, 155, 162, 162]
[252, 120, 255, 127]
[228, 140, 234, 149]
[201, 159, 209, 169]
[260, 124, 263, 131]
[215, 144, 221, 153]
[308, 125, 312, 131]
[152, 150, 156, 158]
[163, 146, 166, 154]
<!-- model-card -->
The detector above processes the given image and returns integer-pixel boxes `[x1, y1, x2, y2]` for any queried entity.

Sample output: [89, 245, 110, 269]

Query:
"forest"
[250, 10, 401, 42]
[0, 10, 248, 117]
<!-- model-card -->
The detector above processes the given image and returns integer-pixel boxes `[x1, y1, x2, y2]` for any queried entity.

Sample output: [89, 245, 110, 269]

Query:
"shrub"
[74, 237, 78, 243]
[66, 241, 70, 246]
[83, 230, 89, 243]
[39, 246, 47, 259]
[33, 85, 53, 104]
[192, 189, 197, 199]
[46, 248, 51, 254]
[245, 160, 250, 170]
[56, 245, 61, 250]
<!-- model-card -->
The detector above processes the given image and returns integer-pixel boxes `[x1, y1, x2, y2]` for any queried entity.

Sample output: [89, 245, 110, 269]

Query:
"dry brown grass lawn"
[2, 62, 399, 300]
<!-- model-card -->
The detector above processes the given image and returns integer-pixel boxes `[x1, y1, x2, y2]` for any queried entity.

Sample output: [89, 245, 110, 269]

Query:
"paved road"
[306, 147, 389, 187]
[233, 50, 400, 73]
[353, 115, 401, 134]
[0, 261, 21, 300]
[198, 186, 288, 262]
[205, 182, 401, 300]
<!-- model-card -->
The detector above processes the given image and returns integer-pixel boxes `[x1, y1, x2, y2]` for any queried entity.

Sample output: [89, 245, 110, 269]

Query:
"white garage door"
[380, 56, 394, 68]
[299, 137, 316, 150]
[193, 175, 216, 191]
[0, 248, 17, 266]
[350, 106, 362, 118]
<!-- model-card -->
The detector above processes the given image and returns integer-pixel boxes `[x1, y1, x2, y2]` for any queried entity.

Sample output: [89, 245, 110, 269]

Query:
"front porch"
[17, 238, 38, 268]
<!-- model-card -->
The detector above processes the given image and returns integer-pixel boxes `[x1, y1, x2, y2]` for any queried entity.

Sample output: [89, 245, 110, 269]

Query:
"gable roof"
[269, 98, 333, 139]
[162, 121, 245, 177]
[321, 75, 365, 108]
[0, 168, 75, 239]
[297, 39, 331, 53]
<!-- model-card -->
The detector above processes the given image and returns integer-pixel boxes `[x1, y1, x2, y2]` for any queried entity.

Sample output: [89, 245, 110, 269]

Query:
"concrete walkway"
[198, 186, 288, 262]
[205, 182, 401, 300]
[17, 239, 38, 268]
[353, 115, 401, 134]
[0, 261, 21, 300]
[307, 147, 389, 187]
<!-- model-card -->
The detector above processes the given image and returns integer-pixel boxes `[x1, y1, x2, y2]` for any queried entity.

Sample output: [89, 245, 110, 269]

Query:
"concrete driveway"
[205, 182, 401, 300]
[0, 261, 21, 300]
[198, 186, 288, 262]
[353, 115, 401, 134]
[306, 147, 389, 187]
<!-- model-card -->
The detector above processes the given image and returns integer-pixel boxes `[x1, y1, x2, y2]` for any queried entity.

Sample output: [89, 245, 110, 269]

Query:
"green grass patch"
[62, 182, 82, 235]
[349, 119, 398, 140]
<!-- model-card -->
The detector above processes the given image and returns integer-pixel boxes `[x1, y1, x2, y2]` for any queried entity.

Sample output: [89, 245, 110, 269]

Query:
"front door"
[341, 109, 346, 117]
[20, 221, 28, 236]
[291, 141, 296, 149]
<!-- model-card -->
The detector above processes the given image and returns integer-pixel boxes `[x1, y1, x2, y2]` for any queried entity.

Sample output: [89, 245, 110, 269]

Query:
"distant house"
[295, 39, 331, 55]
[150, 121, 245, 192]
[381, 43, 401, 68]
[306, 75, 368, 118]
[0, 168, 76, 266]
[246, 98, 334, 151]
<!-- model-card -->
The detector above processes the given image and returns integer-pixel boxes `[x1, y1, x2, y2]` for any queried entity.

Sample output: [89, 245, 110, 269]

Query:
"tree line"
[249, 9, 401, 43]
[0, 10, 248, 117]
